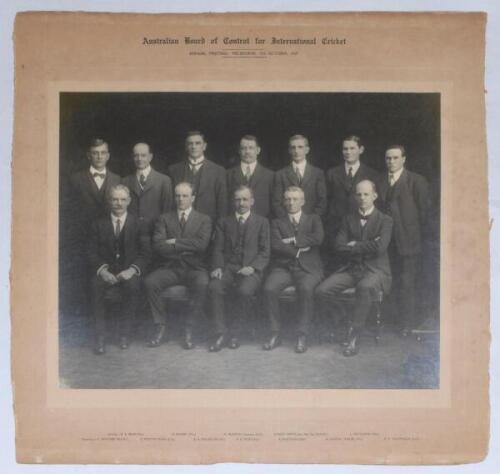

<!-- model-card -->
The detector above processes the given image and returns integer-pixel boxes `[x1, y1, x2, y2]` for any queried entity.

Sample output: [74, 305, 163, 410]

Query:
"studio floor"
[59, 308, 439, 390]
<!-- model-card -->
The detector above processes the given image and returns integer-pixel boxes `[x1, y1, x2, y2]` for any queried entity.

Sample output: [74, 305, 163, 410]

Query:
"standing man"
[263, 186, 324, 353]
[208, 186, 270, 352]
[377, 145, 430, 336]
[121, 142, 173, 231]
[168, 131, 227, 222]
[226, 135, 274, 217]
[316, 180, 393, 356]
[325, 135, 379, 244]
[88, 185, 151, 355]
[272, 134, 327, 218]
[144, 182, 212, 349]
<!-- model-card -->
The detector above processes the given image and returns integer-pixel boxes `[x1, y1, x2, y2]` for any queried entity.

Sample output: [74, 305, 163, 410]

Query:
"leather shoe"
[228, 336, 240, 349]
[94, 336, 106, 355]
[209, 334, 226, 352]
[183, 328, 194, 350]
[263, 333, 281, 351]
[119, 336, 129, 350]
[295, 335, 307, 353]
[343, 329, 359, 357]
[147, 324, 167, 347]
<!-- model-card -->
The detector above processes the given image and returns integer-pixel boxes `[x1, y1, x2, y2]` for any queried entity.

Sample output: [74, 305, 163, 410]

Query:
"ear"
[359, 146, 365, 154]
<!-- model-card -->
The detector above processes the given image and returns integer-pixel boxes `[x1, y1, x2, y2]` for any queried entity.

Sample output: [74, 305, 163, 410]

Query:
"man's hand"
[237, 266, 255, 276]
[347, 241, 357, 247]
[281, 237, 296, 244]
[166, 238, 176, 245]
[116, 267, 137, 281]
[100, 269, 118, 285]
[211, 268, 223, 279]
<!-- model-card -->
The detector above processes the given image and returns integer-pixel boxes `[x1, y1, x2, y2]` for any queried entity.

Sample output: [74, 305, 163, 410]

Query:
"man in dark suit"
[377, 145, 430, 336]
[263, 186, 324, 353]
[168, 131, 227, 221]
[121, 142, 173, 231]
[88, 185, 151, 355]
[226, 135, 274, 218]
[144, 182, 212, 349]
[69, 138, 121, 233]
[316, 180, 393, 356]
[325, 136, 379, 251]
[272, 134, 327, 218]
[207, 185, 270, 351]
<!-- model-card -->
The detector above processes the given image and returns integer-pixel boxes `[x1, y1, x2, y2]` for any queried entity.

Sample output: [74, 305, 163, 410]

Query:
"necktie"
[359, 214, 369, 227]
[389, 173, 395, 187]
[244, 165, 252, 182]
[92, 172, 105, 179]
[179, 212, 187, 231]
[115, 218, 121, 238]
[191, 162, 201, 175]
[237, 216, 245, 246]
[347, 167, 354, 189]
[292, 216, 300, 235]
[295, 166, 302, 184]
[139, 173, 146, 187]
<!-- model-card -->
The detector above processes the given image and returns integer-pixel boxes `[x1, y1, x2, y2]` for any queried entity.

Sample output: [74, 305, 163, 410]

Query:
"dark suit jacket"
[211, 213, 270, 272]
[226, 163, 274, 217]
[326, 162, 379, 225]
[334, 208, 393, 293]
[121, 168, 173, 230]
[376, 169, 430, 256]
[69, 168, 121, 226]
[152, 210, 212, 270]
[168, 159, 227, 221]
[272, 163, 327, 218]
[270, 213, 324, 277]
[88, 213, 151, 276]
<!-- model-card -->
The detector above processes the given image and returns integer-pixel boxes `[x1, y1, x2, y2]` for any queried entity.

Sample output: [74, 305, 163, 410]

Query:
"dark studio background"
[59, 92, 440, 326]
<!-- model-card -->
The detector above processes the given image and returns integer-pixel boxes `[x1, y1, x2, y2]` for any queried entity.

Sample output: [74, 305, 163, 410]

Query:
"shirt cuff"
[130, 265, 141, 276]
[96, 264, 109, 276]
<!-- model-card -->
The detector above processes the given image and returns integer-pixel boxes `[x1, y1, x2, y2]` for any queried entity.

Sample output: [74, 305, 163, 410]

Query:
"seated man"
[208, 185, 270, 352]
[315, 180, 393, 356]
[88, 185, 151, 355]
[144, 182, 212, 349]
[263, 186, 324, 353]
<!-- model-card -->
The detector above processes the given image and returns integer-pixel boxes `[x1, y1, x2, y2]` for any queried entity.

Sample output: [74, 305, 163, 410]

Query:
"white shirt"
[292, 160, 307, 178]
[359, 206, 374, 227]
[111, 212, 127, 232]
[388, 167, 404, 185]
[188, 156, 205, 171]
[345, 161, 360, 176]
[235, 210, 251, 223]
[90, 166, 106, 190]
[288, 210, 302, 225]
[241, 161, 257, 177]
[136, 165, 152, 187]
[177, 207, 193, 220]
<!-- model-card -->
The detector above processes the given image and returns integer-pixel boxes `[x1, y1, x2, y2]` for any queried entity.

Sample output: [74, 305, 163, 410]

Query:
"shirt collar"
[288, 210, 302, 223]
[111, 212, 127, 225]
[188, 156, 205, 167]
[136, 165, 152, 178]
[90, 166, 106, 176]
[292, 160, 307, 174]
[345, 161, 360, 175]
[241, 161, 257, 175]
[389, 167, 404, 182]
[178, 207, 193, 219]
[235, 210, 251, 222]
[359, 206, 375, 217]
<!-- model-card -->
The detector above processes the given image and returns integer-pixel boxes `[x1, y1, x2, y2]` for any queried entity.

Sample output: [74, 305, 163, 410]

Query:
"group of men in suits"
[69, 132, 430, 357]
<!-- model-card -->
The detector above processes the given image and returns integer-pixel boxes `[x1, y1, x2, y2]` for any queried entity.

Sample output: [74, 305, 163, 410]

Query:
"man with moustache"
[88, 185, 151, 355]
[263, 186, 324, 353]
[121, 142, 173, 231]
[272, 134, 327, 218]
[377, 145, 430, 336]
[316, 180, 393, 356]
[168, 131, 227, 222]
[226, 135, 274, 218]
[144, 182, 212, 349]
[208, 186, 270, 352]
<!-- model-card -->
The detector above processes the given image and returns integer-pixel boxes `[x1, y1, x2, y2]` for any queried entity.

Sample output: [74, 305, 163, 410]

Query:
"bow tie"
[92, 172, 105, 179]
[359, 213, 371, 221]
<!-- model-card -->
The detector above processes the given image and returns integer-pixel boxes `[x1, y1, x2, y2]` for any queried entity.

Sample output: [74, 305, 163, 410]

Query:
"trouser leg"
[119, 275, 142, 336]
[90, 276, 109, 338]
[184, 269, 209, 329]
[231, 273, 261, 337]
[294, 270, 321, 336]
[315, 271, 355, 328]
[144, 267, 180, 326]
[263, 268, 293, 333]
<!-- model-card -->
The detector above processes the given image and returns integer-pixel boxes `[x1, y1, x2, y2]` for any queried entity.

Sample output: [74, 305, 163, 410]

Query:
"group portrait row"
[65, 130, 434, 358]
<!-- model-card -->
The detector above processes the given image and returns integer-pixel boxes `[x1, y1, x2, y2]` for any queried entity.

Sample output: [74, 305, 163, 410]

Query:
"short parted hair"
[107, 184, 131, 199]
[175, 181, 195, 195]
[133, 142, 152, 153]
[355, 179, 377, 193]
[284, 185, 305, 198]
[185, 130, 206, 142]
[88, 138, 109, 150]
[343, 135, 363, 147]
[240, 135, 260, 147]
[234, 184, 254, 198]
[386, 144, 406, 156]
[289, 134, 309, 147]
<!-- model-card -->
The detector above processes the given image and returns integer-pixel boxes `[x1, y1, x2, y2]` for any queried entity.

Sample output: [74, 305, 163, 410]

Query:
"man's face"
[355, 181, 377, 211]
[342, 140, 364, 165]
[239, 138, 260, 164]
[133, 143, 153, 171]
[109, 189, 131, 216]
[185, 135, 207, 160]
[87, 144, 110, 171]
[288, 138, 309, 163]
[284, 190, 305, 214]
[234, 189, 254, 214]
[385, 148, 406, 173]
[175, 184, 195, 211]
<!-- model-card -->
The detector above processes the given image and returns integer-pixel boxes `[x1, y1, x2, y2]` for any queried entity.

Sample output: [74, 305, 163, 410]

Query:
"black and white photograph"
[57, 91, 440, 389]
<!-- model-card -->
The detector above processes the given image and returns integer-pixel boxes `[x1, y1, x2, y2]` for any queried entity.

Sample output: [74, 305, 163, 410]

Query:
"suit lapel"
[243, 213, 257, 247]
[362, 209, 379, 240]
[141, 168, 156, 194]
[195, 160, 209, 197]
[129, 173, 143, 198]
[301, 163, 312, 187]
[182, 210, 197, 237]
[286, 165, 300, 186]
[85, 170, 103, 201]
